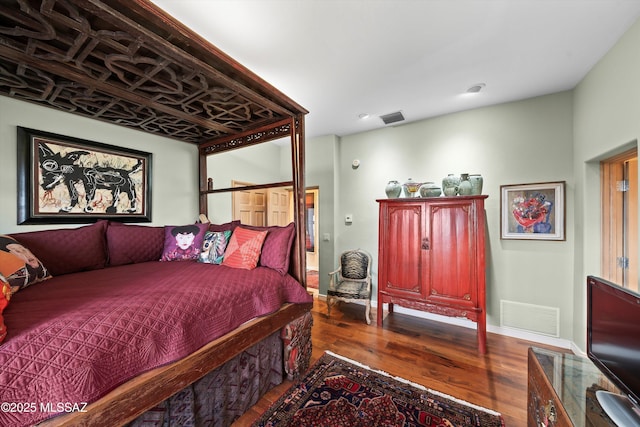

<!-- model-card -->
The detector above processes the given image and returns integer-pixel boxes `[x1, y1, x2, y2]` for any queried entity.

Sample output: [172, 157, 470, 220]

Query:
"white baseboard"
[317, 294, 575, 351]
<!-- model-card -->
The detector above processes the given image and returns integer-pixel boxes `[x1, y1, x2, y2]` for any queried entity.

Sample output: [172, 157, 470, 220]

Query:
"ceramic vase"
[419, 182, 442, 197]
[403, 178, 421, 198]
[385, 180, 402, 198]
[469, 174, 483, 195]
[442, 174, 460, 196]
[458, 173, 473, 195]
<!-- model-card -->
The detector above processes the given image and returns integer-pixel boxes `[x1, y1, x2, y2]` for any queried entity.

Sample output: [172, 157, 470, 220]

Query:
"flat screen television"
[587, 275, 640, 426]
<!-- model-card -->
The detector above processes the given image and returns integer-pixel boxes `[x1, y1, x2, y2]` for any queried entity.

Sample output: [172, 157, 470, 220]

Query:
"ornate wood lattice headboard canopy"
[0, 0, 307, 145]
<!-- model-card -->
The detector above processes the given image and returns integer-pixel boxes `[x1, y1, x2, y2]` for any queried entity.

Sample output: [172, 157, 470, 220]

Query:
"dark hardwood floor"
[233, 296, 567, 426]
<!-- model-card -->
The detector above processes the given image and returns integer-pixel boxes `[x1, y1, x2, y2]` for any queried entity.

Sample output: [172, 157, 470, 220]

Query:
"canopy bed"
[0, 1, 310, 426]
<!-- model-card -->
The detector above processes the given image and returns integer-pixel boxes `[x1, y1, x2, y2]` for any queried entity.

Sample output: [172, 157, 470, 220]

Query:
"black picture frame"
[17, 127, 152, 224]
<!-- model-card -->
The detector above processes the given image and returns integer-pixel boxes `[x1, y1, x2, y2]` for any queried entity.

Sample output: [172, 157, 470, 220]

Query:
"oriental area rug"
[252, 351, 505, 427]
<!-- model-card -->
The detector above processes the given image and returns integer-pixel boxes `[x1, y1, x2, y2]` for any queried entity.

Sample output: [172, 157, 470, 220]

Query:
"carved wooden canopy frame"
[0, 0, 309, 281]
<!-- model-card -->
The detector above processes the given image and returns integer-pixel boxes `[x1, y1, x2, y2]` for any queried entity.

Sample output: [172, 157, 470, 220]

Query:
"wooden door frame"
[601, 148, 638, 290]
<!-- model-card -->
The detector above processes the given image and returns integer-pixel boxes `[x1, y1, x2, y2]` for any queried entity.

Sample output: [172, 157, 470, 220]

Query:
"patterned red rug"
[253, 351, 504, 427]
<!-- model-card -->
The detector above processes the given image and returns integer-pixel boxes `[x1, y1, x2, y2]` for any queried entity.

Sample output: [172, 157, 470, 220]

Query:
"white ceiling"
[151, 0, 640, 140]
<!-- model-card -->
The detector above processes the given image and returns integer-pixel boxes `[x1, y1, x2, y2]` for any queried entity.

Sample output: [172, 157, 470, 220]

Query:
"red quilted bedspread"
[0, 261, 312, 427]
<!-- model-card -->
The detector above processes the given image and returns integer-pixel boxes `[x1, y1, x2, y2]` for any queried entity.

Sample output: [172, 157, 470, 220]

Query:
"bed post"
[291, 114, 307, 287]
[198, 148, 208, 218]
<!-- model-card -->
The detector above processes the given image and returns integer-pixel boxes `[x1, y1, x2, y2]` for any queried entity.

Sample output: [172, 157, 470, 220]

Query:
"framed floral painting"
[500, 181, 565, 241]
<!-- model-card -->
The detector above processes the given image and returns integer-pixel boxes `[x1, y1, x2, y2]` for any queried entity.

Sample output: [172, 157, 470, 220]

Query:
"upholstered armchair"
[327, 249, 372, 324]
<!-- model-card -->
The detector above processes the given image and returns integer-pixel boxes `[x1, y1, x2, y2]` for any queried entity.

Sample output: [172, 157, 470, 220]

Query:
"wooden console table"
[527, 347, 618, 426]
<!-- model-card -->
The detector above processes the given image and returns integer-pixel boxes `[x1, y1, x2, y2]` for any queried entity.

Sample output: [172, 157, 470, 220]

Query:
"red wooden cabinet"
[376, 196, 488, 353]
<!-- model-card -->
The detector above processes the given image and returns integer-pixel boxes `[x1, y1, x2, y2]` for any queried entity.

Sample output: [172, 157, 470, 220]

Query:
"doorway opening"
[601, 147, 638, 291]
[231, 181, 291, 227]
[305, 188, 319, 290]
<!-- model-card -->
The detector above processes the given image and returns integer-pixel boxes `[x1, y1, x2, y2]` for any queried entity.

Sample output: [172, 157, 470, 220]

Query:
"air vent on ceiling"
[380, 111, 405, 125]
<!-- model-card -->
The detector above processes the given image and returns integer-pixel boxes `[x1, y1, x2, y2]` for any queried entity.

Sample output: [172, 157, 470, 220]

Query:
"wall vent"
[380, 111, 405, 125]
[500, 300, 560, 337]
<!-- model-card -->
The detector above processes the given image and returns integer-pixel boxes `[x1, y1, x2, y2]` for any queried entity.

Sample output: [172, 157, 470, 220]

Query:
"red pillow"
[9, 220, 107, 276]
[243, 223, 295, 274]
[160, 223, 209, 261]
[107, 222, 165, 266]
[222, 227, 268, 270]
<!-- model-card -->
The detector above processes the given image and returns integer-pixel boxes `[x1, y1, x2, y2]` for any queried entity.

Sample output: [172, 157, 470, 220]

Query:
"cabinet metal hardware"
[421, 237, 430, 250]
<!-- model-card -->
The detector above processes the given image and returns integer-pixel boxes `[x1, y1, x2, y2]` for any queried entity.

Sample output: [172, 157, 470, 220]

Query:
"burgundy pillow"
[107, 222, 165, 266]
[10, 220, 108, 276]
[208, 220, 241, 233]
[244, 223, 296, 274]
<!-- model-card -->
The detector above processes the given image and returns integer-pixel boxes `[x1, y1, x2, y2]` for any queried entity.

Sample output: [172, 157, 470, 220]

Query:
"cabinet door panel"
[428, 202, 477, 306]
[382, 203, 429, 299]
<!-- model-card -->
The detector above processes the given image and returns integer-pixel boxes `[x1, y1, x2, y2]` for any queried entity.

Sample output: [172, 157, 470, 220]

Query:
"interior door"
[601, 149, 638, 291]
[268, 188, 290, 226]
[232, 181, 266, 226]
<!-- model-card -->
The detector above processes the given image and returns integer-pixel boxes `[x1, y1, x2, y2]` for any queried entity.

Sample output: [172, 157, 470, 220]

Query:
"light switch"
[323, 233, 331, 241]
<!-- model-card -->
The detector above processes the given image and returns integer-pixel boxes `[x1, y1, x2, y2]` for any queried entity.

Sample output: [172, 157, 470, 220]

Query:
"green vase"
[458, 173, 473, 196]
[385, 180, 402, 198]
[442, 174, 460, 196]
[469, 174, 483, 195]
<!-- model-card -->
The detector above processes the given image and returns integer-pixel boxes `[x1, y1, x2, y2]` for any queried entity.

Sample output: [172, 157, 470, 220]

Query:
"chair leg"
[365, 300, 371, 325]
[327, 296, 332, 318]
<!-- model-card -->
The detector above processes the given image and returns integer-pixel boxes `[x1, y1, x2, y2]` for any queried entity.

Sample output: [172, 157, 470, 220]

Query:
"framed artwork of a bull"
[17, 127, 152, 224]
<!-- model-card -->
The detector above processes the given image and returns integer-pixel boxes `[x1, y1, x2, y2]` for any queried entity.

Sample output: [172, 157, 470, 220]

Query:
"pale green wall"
[0, 96, 199, 233]
[572, 18, 640, 351]
[318, 91, 575, 338]
[305, 135, 338, 294]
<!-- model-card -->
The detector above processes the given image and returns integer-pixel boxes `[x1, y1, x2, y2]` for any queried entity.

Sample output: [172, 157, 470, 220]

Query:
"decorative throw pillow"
[0, 274, 10, 344]
[198, 230, 232, 265]
[222, 227, 268, 270]
[10, 220, 108, 276]
[0, 235, 51, 294]
[160, 223, 208, 262]
[107, 222, 165, 266]
[243, 223, 296, 274]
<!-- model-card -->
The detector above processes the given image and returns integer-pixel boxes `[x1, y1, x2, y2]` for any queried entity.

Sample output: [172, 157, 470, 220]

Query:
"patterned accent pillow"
[160, 223, 208, 262]
[222, 227, 268, 270]
[0, 235, 51, 294]
[0, 274, 10, 344]
[198, 230, 232, 264]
